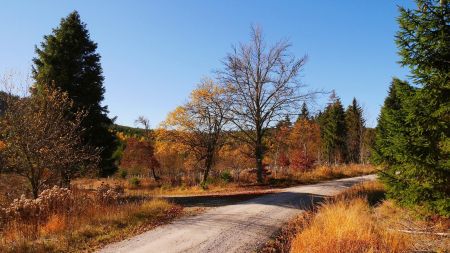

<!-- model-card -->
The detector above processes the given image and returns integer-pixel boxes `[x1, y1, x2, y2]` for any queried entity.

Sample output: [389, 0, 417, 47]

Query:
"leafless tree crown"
[220, 25, 310, 142]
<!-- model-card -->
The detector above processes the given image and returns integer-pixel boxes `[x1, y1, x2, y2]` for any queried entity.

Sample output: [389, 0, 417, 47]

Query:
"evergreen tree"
[0, 91, 7, 116]
[297, 102, 310, 122]
[345, 98, 365, 163]
[319, 93, 347, 164]
[32, 11, 117, 176]
[373, 78, 415, 169]
[375, 0, 449, 216]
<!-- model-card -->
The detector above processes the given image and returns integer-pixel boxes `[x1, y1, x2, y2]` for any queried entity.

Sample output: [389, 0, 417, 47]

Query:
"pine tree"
[345, 98, 365, 163]
[0, 91, 7, 116]
[375, 0, 449, 216]
[319, 92, 347, 164]
[32, 11, 118, 176]
[297, 102, 310, 122]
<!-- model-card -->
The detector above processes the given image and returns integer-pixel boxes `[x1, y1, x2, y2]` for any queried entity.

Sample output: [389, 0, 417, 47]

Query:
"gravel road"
[98, 174, 376, 253]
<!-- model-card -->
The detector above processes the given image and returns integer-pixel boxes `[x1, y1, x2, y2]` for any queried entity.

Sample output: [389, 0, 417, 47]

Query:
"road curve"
[98, 175, 376, 253]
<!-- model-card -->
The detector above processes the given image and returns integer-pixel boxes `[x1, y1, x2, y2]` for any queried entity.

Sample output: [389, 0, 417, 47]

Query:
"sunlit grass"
[288, 181, 449, 253]
[0, 197, 181, 253]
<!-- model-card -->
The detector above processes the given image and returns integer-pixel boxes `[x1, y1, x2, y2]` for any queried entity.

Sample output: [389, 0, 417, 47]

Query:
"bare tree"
[135, 116, 151, 138]
[219, 26, 314, 183]
[163, 78, 229, 184]
[0, 83, 99, 197]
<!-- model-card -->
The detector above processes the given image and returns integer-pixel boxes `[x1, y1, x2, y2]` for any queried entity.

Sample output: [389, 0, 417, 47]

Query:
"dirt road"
[98, 175, 376, 253]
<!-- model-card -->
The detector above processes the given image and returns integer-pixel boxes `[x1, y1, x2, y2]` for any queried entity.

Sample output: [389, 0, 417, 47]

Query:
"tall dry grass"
[0, 186, 181, 253]
[289, 180, 449, 253]
[290, 198, 410, 253]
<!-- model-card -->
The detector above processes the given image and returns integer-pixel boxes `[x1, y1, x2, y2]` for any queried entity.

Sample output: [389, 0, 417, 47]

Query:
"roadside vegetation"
[261, 181, 449, 253]
[0, 185, 181, 253]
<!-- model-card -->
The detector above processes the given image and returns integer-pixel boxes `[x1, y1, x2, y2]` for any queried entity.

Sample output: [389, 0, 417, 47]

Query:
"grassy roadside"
[0, 192, 183, 253]
[260, 181, 450, 253]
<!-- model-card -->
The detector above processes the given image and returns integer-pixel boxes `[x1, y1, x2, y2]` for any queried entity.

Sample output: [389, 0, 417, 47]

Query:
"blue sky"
[0, 1, 415, 127]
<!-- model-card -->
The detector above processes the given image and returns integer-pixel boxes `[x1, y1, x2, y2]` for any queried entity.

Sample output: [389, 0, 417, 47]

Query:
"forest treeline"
[115, 93, 373, 186]
[0, 0, 448, 216]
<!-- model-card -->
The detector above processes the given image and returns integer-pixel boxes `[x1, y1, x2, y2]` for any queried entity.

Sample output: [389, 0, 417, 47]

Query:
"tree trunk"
[202, 150, 214, 184]
[255, 141, 264, 184]
[59, 170, 71, 189]
[151, 167, 160, 181]
[30, 178, 39, 199]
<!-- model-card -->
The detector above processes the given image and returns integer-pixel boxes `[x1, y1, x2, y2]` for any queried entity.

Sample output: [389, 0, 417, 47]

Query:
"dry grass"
[334, 180, 386, 205]
[286, 181, 449, 253]
[375, 200, 450, 252]
[293, 164, 377, 183]
[290, 198, 411, 253]
[0, 193, 182, 253]
[73, 164, 377, 197]
[261, 181, 449, 253]
[260, 212, 312, 253]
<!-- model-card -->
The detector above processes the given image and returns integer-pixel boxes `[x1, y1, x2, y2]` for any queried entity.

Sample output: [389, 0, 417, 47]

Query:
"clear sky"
[1, 1, 415, 128]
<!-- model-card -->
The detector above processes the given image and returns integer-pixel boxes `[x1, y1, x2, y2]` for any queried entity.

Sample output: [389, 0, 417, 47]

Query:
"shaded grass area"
[260, 181, 449, 253]
[0, 198, 182, 253]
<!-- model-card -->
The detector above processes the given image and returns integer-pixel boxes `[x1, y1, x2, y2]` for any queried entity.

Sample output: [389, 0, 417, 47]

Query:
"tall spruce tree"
[319, 92, 347, 164]
[345, 98, 365, 163]
[0, 91, 7, 116]
[375, 0, 449, 216]
[297, 102, 310, 122]
[32, 11, 117, 176]
[373, 78, 415, 170]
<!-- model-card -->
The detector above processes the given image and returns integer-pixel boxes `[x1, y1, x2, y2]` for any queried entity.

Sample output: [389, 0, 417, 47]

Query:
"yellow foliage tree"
[162, 78, 230, 184]
[289, 119, 321, 170]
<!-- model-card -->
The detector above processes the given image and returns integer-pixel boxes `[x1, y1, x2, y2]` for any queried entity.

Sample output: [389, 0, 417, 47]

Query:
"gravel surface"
[98, 174, 376, 253]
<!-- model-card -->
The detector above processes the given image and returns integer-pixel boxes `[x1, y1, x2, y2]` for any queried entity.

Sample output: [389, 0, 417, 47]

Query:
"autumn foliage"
[120, 138, 160, 179]
[289, 119, 321, 170]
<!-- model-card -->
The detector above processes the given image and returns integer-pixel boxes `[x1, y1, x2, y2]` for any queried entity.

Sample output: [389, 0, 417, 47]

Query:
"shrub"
[200, 181, 208, 190]
[118, 169, 128, 179]
[96, 183, 124, 205]
[128, 177, 141, 188]
[219, 171, 233, 183]
[1, 186, 74, 224]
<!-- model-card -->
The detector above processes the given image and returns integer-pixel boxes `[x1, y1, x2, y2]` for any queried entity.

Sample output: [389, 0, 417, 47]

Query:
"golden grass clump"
[289, 181, 449, 253]
[290, 198, 410, 253]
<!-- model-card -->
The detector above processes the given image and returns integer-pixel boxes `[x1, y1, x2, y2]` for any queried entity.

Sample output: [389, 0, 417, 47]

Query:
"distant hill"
[110, 124, 148, 137]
